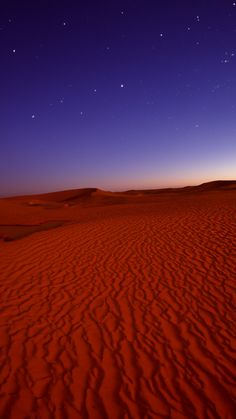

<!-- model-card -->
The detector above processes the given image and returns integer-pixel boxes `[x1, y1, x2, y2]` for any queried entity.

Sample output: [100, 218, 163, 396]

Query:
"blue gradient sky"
[1, 0, 236, 195]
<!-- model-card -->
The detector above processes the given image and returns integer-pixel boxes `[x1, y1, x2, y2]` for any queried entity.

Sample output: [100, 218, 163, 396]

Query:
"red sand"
[0, 181, 236, 418]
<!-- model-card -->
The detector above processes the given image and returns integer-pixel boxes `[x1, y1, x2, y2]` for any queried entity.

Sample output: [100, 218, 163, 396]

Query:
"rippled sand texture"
[0, 183, 236, 418]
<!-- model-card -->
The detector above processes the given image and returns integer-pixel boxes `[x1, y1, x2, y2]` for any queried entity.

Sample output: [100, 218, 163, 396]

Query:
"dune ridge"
[0, 182, 236, 418]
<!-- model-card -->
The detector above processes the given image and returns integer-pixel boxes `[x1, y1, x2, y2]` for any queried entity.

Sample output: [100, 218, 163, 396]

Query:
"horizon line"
[1, 179, 236, 199]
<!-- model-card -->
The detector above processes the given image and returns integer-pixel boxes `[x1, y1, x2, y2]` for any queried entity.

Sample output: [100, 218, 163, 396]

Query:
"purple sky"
[1, 0, 236, 195]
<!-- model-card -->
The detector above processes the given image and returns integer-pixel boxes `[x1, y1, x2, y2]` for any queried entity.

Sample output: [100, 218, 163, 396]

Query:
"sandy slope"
[0, 182, 236, 418]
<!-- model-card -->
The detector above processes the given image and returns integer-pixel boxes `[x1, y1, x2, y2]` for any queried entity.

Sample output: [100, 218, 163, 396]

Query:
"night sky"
[1, 0, 236, 195]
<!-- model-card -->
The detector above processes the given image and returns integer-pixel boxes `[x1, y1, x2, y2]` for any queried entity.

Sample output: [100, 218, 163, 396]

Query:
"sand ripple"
[0, 194, 235, 418]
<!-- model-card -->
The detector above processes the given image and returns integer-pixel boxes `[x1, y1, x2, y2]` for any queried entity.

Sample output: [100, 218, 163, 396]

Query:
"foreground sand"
[0, 182, 236, 418]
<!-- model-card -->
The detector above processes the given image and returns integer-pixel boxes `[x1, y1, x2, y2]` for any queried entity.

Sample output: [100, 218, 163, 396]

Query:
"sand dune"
[0, 181, 236, 418]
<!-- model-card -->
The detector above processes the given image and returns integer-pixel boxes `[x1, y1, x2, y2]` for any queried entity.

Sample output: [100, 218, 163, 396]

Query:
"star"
[120, 84, 124, 88]
[233, 2, 236, 6]
[60, 98, 64, 103]
[93, 89, 97, 93]
[160, 33, 163, 37]
[31, 114, 35, 119]
[12, 49, 16, 53]
[196, 15, 200, 22]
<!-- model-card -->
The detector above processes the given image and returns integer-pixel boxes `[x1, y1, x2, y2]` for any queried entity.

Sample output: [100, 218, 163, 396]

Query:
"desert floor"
[0, 182, 236, 418]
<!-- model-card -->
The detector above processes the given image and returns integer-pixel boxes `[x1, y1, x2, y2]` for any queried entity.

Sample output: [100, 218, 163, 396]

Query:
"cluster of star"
[30, 81, 127, 120]
[221, 51, 235, 64]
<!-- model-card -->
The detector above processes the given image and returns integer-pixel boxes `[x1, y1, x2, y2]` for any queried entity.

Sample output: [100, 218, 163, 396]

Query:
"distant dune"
[3, 179, 236, 202]
[0, 180, 236, 418]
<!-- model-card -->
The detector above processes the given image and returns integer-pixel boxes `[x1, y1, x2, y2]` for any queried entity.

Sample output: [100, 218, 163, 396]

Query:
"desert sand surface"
[0, 180, 236, 418]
